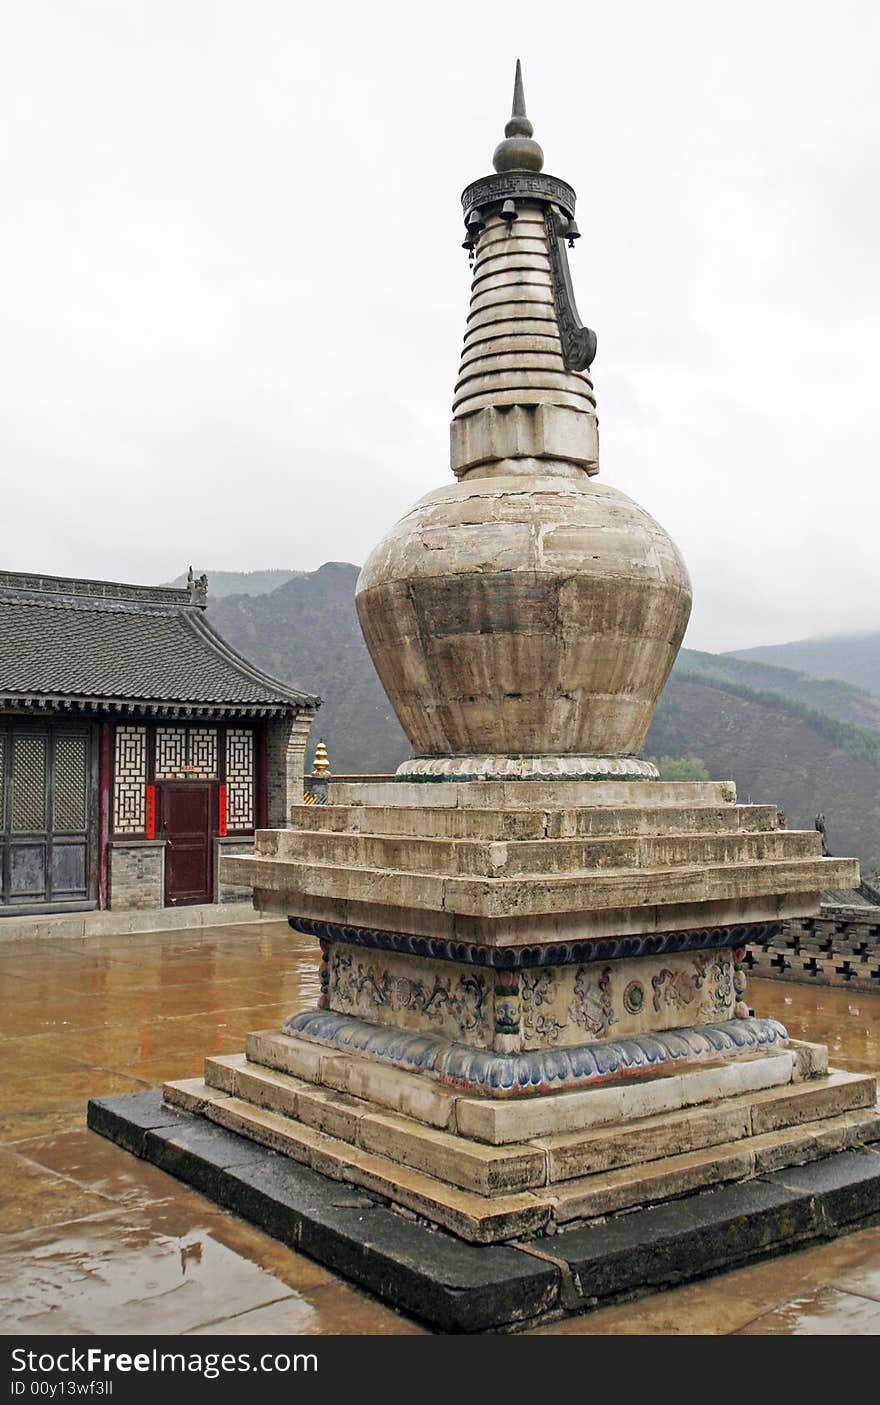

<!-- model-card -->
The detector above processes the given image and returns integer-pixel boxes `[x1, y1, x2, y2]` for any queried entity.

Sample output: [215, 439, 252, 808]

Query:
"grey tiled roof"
[0, 570, 318, 715]
[820, 882, 880, 912]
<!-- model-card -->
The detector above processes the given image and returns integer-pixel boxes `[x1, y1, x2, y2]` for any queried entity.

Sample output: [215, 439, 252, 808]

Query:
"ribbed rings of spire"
[453, 209, 597, 421]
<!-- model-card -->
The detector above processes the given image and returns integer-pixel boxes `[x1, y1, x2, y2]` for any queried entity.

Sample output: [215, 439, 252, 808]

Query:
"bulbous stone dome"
[355, 65, 692, 780]
[357, 473, 691, 773]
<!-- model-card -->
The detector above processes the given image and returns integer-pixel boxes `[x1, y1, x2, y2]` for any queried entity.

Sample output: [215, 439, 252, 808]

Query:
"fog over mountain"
[164, 569, 302, 599]
[730, 633, 880, 698]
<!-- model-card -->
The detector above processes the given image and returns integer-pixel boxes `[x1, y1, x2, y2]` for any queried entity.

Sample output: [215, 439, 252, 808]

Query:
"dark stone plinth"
[88, 1091, 557, 1333]
[88, 1091, 880, 1333]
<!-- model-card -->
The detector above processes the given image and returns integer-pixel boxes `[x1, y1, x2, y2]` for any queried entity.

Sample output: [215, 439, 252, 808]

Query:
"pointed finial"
[508, 59, 531, 134]
[493, 60, 544, 173]
[313, 740, 330, 776]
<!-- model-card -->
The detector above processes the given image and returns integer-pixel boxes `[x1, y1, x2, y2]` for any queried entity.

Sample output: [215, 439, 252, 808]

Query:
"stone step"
[534, 1070, 877, 1180]
[286, 802, 780, 840]
[203, 1054, 547, 1194]
[201, 1053, 875, 1193]
[210, 1052, 876, 1181]
[222, 850, 859, 918]
[548, 1105, 880, 1224]
[257, 827, 821, 878]
[163, 1074, 880, 1243]
[242, 1027, 826, 1143]
[322, 780, 739, 810]
[163, 1079, 549, 1244]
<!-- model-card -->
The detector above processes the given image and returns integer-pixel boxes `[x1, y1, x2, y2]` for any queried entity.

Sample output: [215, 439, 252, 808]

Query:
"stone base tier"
[283, 1010, 789, 1096]
[154, 1029, 879, 1246]
[242, 1026, 818, 1140]
[222, 780, 859, 947]
[88, 1087, 880, 1331]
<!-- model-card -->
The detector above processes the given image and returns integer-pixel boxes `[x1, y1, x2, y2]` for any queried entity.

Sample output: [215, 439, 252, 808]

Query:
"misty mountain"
[729, 632, 880, 697]
[644, 679, 880, 878]
[164, 569, 304, 598]
[207, 562, 409, 774]
[675, 649, 880, 733]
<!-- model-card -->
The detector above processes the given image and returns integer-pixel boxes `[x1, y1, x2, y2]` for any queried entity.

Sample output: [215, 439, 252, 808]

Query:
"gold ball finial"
[313, 740, 331, 776]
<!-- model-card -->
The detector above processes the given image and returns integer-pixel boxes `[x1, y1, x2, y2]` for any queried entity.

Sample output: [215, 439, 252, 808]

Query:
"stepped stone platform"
[158, 1034, 879, 1244]
[89, 776, 875, 1326]
[89, 1055, 880, 1329]
[229, 783, 856, 943]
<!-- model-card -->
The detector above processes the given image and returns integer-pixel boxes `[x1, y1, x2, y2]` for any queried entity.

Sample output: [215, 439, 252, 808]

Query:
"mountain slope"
[676, 649, 880, 732]
[729, 632, 880, 696]
[207, 562, 409, 774]
[644, 680, 880, 875]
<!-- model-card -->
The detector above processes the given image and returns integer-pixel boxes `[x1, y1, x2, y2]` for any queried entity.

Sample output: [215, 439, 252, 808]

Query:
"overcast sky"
[2, 1, 878, 652]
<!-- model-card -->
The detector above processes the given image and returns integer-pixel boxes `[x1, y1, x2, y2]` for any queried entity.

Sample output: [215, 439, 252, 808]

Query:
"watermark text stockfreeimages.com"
[11, 1348, 317, 1385]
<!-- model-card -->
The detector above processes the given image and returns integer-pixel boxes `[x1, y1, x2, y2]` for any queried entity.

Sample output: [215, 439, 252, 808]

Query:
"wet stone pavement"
[0, 919, 879, 1336]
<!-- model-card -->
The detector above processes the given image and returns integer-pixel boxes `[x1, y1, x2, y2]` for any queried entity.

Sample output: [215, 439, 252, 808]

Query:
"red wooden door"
[158, 783, 213, 906]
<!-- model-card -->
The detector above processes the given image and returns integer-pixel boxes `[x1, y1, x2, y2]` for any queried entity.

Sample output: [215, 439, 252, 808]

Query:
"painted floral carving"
[521, 971, 567, 1043]
[331, 948, 486, 1036]
[652, 953, 733, 1016]
[332, 949, 394, 1007]
[569, 965, 617, 1037]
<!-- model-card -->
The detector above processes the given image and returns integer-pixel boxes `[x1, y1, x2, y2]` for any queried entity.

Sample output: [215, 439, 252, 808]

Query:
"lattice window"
[53, 735, 88, 833]
[155, 727, 217, 780]
[155, 727, 185, 779]
[114, 726, 146, 833]
[188, 727, 217, 779]
[11, 734, 46, 832]
[225, 729, 254, 830]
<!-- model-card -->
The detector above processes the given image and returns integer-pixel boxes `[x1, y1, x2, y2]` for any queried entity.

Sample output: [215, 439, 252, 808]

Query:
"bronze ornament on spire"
[462, 61, 596, 371]
[492, 59, 545, 173]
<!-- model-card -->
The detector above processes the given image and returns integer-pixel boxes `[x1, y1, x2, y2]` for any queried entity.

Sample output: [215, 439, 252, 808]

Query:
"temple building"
[0, 568, 317, 917]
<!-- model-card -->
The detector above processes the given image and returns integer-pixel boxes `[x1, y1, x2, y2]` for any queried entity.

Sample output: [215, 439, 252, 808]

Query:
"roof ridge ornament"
[186, 565, 209, 608]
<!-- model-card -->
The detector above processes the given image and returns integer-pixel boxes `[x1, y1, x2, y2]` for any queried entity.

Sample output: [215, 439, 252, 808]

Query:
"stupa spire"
[511, 58, 527, 122]
[455, 61, 597, 481]
[493, 60, 544, 172]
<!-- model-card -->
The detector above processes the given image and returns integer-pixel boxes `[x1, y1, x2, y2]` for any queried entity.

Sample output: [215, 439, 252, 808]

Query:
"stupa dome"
[356, 63, 692, 780]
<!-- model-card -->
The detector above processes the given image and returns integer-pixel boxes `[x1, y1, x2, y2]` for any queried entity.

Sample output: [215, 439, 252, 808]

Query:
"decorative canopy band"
[288, 916, 782, 970]
[461, 171, 577, 227]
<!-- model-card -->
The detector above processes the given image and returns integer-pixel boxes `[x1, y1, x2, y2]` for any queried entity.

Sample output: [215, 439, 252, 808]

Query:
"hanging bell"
[566, 217, 580, 248]
[500, 198, 518, 223]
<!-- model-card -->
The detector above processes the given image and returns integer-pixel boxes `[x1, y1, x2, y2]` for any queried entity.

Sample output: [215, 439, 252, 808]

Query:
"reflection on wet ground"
[0, 924, 877, 1335]
[758, 978, 880, 1076]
